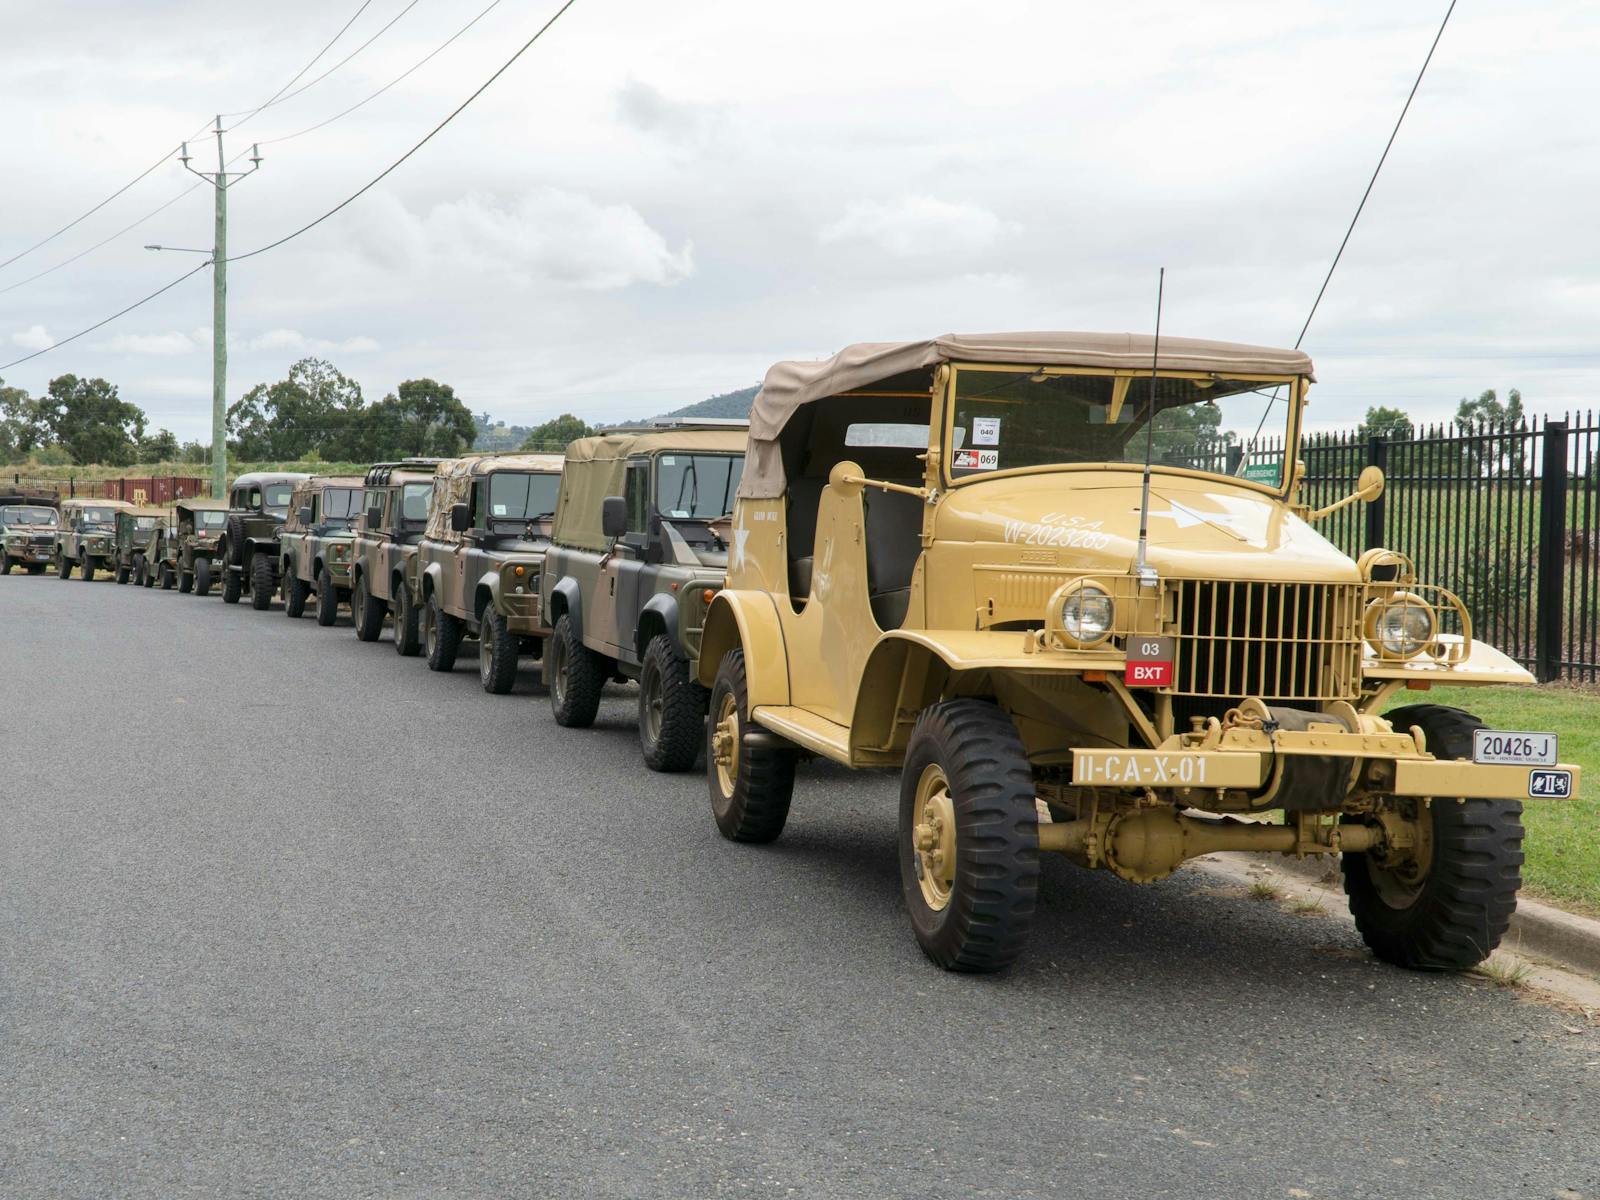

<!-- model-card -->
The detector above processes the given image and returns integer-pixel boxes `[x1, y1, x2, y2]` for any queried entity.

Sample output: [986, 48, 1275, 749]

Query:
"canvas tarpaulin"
[552, 430, 748, 553]
[740, 331, 1316, 499]
[422, 453, 566, 544]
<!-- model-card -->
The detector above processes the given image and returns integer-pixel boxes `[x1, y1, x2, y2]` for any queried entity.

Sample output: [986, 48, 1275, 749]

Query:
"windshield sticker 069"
[954, 449, 999, 471]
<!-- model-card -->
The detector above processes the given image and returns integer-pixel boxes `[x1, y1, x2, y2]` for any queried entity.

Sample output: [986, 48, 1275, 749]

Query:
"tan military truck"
[1, 495, 59, 575]
[542, 429, 747, 770]
[217, 471, 310, 609]
[416, 453, 563, 691]
[348, 459, 441, 655]
[55, 497, 131, 580]
[279, 475, 364, 625]
[698, 331, 1579, 974]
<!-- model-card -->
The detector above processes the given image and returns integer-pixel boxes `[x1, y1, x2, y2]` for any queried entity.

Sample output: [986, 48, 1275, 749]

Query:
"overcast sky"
[2, 0, 1596, 442]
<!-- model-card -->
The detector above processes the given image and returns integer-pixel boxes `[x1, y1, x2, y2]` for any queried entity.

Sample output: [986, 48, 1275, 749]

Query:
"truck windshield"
[657, 454, 744, 520]
[134, 517, 157, 530]
[401, 483, 432, 522]
[263, 485, 294, 516]
[320, 488, 363, 524]
[82, 508, 117, 525]
[487, 472, 561, 523]
[2, 506, 57, 526]
[946, 367, 1296, 489]
[195, 510, 226, 529]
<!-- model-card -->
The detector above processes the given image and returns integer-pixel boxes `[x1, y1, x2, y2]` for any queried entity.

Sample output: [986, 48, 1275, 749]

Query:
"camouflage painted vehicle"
[55, 497, 131, 580]
[0, 494, 60, 575]
[216, 471, 310, 609]
[542, 429, 748, 770]
[111, 507, 172, 587]
[699, 331, 1580, 974]
[172, 498, 229, 595]
[278, 475, 364, 625]
[416, 453, 563, 692]
[348, 459, 441, 655]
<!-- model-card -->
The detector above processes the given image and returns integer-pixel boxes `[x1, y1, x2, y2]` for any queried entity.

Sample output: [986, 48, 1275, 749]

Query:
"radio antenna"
[1133, 267, 1164, 589]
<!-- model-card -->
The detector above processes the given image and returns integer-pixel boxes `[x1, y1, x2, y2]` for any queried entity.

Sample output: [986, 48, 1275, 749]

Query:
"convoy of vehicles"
[416, 452, 564, 693]
[54, 497, 131, 580]
[279, 475, 364, 625]
[348, 460, 440, 654]
[111, 507, 170, 587]
[5, 334, 1582, 978]
[543, 430, 747, 770]
[0, 495, 59, 575]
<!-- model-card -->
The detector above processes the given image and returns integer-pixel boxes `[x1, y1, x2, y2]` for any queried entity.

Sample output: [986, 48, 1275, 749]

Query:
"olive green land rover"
[348, 460, 440, 654]
[542, 429, 748, 770]
[279, 475, 365, 625]
[55, 498, 132, 580]
[1, 495, 60, 575]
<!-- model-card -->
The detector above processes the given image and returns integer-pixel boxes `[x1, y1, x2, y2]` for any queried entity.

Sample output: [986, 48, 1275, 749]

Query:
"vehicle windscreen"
[134, 517, 157, 531]
[656, 454, 744, 520]
[401, 482, 432, 523]
[82, 507, 117, 526]
[487, 472, 561, 524]
[263, 484, 294, 516]
[196, 510, 226, 529]
[2, 506, 57, 526]
[947, 367, 1295, 489]
[320, 488, 362, 524]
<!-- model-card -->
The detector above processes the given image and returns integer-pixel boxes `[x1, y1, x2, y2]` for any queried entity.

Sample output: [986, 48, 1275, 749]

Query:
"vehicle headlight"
[1060, 584, 1114, 646]
[1365, 592, 1436, 659]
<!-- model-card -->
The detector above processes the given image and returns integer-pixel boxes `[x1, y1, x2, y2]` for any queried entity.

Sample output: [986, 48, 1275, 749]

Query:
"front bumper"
[6, 542, 53, 562]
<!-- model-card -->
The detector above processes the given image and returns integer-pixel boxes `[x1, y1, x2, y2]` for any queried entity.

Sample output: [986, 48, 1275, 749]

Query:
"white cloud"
[243, 329, 380, 355]
[818, 197, 1013, 259]
[10, 325, 52, 352]
[107, 331, 196, 355]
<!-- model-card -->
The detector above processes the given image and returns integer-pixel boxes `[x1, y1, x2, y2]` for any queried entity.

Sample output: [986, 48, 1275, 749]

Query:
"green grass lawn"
[1418, 685, 1598, 916]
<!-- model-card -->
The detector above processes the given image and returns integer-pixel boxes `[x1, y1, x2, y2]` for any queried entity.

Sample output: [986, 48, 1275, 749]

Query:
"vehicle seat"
[864, 488, 923, 629]
[790, 554, 813, 599]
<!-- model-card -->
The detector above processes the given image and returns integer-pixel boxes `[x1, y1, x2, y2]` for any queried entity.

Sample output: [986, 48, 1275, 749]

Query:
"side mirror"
[367, 505, 383, 528]
[601, 495, 628, 540]
[1357, 463, 1386, 502]
[297, 506, 313, 526]
[450, 502, 472, 533]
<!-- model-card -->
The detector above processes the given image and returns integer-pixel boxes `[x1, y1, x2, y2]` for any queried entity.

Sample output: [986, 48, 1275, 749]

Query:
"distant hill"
[658, 384, 759, 421]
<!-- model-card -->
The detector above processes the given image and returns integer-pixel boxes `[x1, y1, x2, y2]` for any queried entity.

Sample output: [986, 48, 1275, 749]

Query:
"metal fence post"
[1365, 436, 1388, 551]
[1535, 420, 1569, 682]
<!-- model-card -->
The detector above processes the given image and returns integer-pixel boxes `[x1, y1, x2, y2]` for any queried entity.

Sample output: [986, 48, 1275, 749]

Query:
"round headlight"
[1368, 593, 1436, 658]
[1062, 585, 1114, 645]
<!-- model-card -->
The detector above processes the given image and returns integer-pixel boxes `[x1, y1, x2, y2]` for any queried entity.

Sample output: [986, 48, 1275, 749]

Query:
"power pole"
[176, 117, 260, 500]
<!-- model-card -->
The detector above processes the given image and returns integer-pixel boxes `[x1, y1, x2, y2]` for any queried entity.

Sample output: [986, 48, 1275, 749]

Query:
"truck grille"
[1170, 580, 1363, 702]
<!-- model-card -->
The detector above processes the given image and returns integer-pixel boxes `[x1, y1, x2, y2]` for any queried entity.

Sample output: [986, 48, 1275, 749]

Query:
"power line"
[226, 0, 376, 125]
[1295, 0, 1457, 349]
[0, 264, 209, 373]
[229, 0, 579, 265]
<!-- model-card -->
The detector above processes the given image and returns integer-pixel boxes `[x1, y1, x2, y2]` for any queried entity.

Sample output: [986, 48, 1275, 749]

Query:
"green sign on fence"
[1242, 461, 1282, 484]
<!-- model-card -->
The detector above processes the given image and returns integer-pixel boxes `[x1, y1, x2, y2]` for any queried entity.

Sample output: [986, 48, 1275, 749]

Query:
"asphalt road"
[3, 574, 1598, 1200]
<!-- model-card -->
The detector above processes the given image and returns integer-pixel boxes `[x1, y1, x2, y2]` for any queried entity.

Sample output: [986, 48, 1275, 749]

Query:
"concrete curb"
[1226, 851, 1600, 980]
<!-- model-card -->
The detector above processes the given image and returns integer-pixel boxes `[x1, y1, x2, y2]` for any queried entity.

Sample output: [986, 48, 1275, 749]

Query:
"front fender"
[477, 573, 502, 620]
[698, 590, 790, 706]
[549, 576, 583, 640]
[1362, 635, 1536, 686]
[639, 592, 680, 658]
[421, 560, 446, 599]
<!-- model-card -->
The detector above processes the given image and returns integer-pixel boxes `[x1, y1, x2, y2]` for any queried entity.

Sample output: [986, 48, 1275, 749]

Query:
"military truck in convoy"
[171, 498, 229, 595]
[416, 453, 563, 692]
[542, 429, 748, 770]
[111, 507, 171, 587]
[216, 472, 310, 609]
[0, 493, 59, 575]
[697, 330, 1579, 974]
[348, 459, 440, 655]
[55, 497, 131, 580]
[279, 475, 364, 625]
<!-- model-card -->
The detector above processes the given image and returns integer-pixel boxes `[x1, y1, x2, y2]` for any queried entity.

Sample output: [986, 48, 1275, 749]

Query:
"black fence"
[1293, 414, 1600, 684]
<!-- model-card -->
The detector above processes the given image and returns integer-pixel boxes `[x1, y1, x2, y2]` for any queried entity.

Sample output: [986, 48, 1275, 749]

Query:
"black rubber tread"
[284, 569, 309, 618]
[0, 553, 10, 575]
[80, 553, 94, 581]
[178, 566, 193, 594]
[424, 592, 463, 671]
[250, 553, 274, 610]
[639, 634, 707, 773]
[1342, 704, 1524, 971]
[707, 649, 795, 843]
[393, 586, 421, 657]
[26, 563, 44, 575]
[56, 552, 70, 579]
[159, 563, 175, 590]
[352, 574, 384, 642]
[897, 699, 1041, 973]
[223, 516, 245, 567]
[115, 563, 130, 585]
[194, 557, 211, 596]
[548, 612, 606, 727]
[478, 608, 520, 694]
[221, 561, 241, 604]
[315, 567, 339, 626]
[136, 558, 149, 588]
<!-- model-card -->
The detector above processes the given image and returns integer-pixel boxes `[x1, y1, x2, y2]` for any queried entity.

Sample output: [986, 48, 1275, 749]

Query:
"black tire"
[26, 564, 44, 575]
[707, 649, 795, 843]
[195, 557, 212, 596]
[283, 565, 308, 618]
[352, 574, 384, 643]
[639, 634, 707, 772]
[478, 608, 519, 694]
[315, 567, 338, 626]
[115, 562, 130, 585]
[423, 592, 462, 671]
[221, 562, 241, 604]
[80, 553, 94, 581]
[898, 700, 1040, 973]
[160, 563, 175, 590]
[1342, 705, 1523, 971]
[56, 552, 70, 580]
[0, 553, 11, 575]
[250, 552, 274, 611]
[135, 558, 148, 588]
[224, 517, 245, 567]
[548, 612, 606, 727]
[393, 585, 421, 657]
[178, 566, 193, 594]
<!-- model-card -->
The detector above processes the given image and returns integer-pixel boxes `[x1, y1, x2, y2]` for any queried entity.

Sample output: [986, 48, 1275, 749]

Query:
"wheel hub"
[712, 693, 739, 796]
[913, 764, 957, 911]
